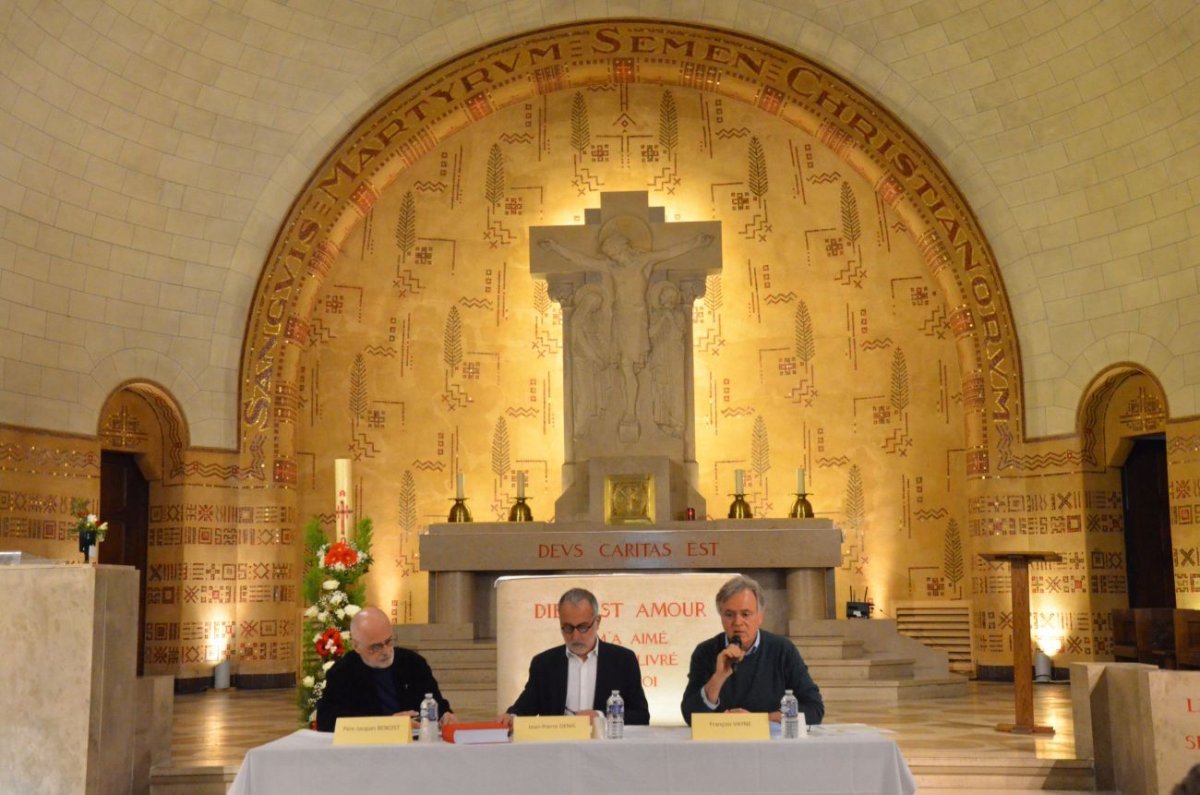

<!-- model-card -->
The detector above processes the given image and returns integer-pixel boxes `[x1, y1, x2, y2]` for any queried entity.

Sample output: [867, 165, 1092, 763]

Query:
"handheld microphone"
[728, 636, 742, 673]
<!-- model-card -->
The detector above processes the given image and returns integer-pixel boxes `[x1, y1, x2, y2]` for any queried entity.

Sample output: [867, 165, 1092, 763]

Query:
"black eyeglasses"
[560, 619, 596, 635]
[363, 638, 393, 654]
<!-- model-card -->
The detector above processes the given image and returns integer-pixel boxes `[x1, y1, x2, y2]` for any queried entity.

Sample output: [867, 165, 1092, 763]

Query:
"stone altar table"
[420, 518, 840, 638]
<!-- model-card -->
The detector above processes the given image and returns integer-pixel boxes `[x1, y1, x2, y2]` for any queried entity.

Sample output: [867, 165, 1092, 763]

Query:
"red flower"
[315, 628, 344, 658]
[323, 541, 358, 568]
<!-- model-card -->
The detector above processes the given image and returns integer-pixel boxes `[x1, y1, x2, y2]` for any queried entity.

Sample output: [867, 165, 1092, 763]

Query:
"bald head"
[350, 607, 395, 669]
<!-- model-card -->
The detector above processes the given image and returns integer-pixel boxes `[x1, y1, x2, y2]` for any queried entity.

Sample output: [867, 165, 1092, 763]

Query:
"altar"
[421, 517, 840, 638]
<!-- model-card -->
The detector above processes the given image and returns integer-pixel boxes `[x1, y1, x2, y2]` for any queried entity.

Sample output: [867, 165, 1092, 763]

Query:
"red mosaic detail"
[948, 306, 974, 338]
[966, 448, 989, 476]
[875, 174, 904, 207]
[273, 458, 297, 484]
[309, 241, 338, 278]
[962, 372, 985, 411]
[917, 230, 951, 274]
[611, 57, 635, 83]
[284, 316, 309, 345]
[533, 65, 566, 94]
[349, 183, 378, 215]
[756, 85, 784, 114]
[465, 92, 494, 121]
[816, 122, 852, 157]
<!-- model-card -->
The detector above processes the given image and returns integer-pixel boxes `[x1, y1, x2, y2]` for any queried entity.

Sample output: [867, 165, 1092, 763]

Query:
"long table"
[228, 725, 916, 795]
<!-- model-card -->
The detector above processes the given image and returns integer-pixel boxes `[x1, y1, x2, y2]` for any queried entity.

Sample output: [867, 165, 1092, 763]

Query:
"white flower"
[86, 514, 98, 524]
[344, 604, 361, 617]
[302, 676, 315, 688]
[322, 660, 335, 672]
[335, 608, 346, 620]
[322, 579, 339, 591]
[341, 630, 351, 642]
[313, 633, 323, 643]
[317, 611, 328, 623]
[304, 605, 318, 618]
[330, 591, 347, 605]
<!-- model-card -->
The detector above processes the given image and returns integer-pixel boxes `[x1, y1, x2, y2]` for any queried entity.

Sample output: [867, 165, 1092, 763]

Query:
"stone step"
[819, 676, 968, 704]
[807, 656, 915, 680]
[792, 635, 865, 660]
[433, 666, 498, 685]
[910, 757, 1098, 791]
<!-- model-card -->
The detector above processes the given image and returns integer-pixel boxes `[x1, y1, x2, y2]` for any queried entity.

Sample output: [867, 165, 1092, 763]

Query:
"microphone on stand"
[728, 636, 742, 673]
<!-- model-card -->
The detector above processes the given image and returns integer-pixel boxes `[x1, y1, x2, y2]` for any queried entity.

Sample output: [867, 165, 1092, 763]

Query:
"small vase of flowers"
[69, 499, 108, 563]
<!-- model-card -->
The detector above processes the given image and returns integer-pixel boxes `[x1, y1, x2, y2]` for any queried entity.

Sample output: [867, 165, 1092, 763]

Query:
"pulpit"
[979, 550, 1061, 734]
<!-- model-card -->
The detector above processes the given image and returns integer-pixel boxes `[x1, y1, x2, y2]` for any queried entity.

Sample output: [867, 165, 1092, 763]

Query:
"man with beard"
[316, 607, 457, 732]
[498, 588, 649, 725]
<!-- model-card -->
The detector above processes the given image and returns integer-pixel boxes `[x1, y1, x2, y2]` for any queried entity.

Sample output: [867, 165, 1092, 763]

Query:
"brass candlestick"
[788, 492, 814, 519]
[448, 498, 473, 522]
[728, 494, 752, 519]
[508, 496, 533, 522]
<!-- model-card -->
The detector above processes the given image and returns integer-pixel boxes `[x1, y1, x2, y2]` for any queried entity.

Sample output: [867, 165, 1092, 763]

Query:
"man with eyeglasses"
[680, 574, 823, 726]
[316, 606, 457, 732]
[498, 588, 649, 725]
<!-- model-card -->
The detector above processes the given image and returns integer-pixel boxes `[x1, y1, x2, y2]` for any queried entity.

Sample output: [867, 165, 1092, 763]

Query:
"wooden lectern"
[979, 550, 1061, 735]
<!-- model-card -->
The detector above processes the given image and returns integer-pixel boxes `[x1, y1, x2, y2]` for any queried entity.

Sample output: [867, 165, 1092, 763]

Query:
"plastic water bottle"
[419, 692, 439, 742]
[605, 689, 625, 740]
[780, 689, 802, 739]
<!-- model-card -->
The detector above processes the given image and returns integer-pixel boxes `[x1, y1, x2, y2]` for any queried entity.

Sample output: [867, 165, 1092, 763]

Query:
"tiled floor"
[169, 681, 1078, 769]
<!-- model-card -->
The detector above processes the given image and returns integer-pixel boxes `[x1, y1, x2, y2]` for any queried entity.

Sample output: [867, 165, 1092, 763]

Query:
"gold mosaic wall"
[1, 22, 1197, 681]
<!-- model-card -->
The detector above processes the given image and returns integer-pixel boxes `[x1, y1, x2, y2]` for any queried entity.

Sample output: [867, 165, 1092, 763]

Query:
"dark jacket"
[507, 639, 650, 724]
[681, 629, 824, 726]
[316, 647, 452, 732]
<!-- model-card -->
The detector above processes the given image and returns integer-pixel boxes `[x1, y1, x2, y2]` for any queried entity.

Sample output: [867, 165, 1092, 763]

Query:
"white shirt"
[564, 641, 599, 714]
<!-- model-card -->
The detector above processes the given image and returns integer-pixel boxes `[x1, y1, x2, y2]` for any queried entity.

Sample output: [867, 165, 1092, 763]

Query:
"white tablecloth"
[228, 725, 916, 795]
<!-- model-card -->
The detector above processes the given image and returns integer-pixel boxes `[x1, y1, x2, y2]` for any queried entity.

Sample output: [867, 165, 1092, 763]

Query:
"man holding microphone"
[681, 574, 824, 726]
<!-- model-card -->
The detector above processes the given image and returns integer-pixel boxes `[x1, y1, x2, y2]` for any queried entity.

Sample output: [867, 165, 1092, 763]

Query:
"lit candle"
[334, 458, 352, 542]
[796, 467, 806, 494]
[456, 472, 465, 499]
[734, 468, 744, 494]
[516, 471, 525, 498]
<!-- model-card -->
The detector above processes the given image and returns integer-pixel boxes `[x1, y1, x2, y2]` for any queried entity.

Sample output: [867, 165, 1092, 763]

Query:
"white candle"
[516, 471, 525, 498]
[334, 458, 352, 541]
[734, 469, 744, 494]
[796, 467, 806, 494]
[456, 472, 465, 499]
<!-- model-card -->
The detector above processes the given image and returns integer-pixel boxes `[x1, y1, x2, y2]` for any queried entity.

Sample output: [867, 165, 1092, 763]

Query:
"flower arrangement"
[68, 498, 108, 542]
[297, 516, 373, 726]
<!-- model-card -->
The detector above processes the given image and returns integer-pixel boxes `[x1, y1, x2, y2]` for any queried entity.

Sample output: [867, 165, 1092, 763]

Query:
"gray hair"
[558, 587, 599, 616]
[715, 575, 764, 611]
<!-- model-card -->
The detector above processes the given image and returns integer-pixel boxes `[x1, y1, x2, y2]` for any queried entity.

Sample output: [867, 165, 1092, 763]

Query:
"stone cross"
[530, 192, 721, 521]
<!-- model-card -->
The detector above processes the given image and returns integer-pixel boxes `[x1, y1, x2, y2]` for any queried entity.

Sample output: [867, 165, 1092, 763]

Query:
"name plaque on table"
[691, 713, 770, 741]
[512, 715, 592, 742]
[332, 716, 412, 746]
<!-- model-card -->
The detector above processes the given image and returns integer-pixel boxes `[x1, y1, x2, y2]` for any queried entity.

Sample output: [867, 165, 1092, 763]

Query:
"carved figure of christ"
[538, 230, 713, 439]
[530, 192, 722, 462]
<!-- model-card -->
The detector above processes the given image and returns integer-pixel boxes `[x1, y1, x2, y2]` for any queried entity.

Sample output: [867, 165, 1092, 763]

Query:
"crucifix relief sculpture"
[530, 192, 722, 522]
[538, 229, 712, 442]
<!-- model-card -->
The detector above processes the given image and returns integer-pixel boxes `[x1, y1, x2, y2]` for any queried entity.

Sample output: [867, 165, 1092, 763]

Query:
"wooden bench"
[1175, 609, 1200, 669]
[1111, 608, 1177, 667]
[1111, 608, 1137, 662]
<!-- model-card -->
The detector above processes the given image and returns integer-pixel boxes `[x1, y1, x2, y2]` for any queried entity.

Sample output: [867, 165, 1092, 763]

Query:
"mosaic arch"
[240, 20, 1020, 484]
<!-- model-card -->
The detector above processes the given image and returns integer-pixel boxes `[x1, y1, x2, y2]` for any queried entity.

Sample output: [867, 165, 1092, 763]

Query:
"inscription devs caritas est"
[537, 541, 718, 559]
[245, 22, 1010, 443]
